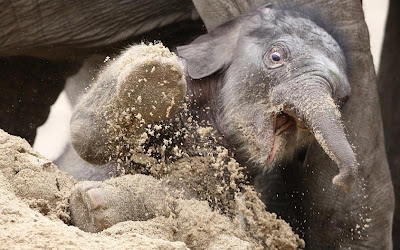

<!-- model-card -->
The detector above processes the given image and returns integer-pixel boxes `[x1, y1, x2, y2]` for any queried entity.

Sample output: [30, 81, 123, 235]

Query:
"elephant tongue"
[276, 113, 289, 129]
[275, 113, 295, 135]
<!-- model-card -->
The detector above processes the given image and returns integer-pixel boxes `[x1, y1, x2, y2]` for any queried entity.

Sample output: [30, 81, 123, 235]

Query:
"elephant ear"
[176, 18, 243, 79]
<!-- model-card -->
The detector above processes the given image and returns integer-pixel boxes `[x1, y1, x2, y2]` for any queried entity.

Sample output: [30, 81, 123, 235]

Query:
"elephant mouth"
[266, 111, 304, 164]
[275, 112, 296, 135]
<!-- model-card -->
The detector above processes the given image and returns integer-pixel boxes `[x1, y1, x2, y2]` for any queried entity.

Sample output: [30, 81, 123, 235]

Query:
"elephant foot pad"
[69, 174, 170, 233]
[116, 43, 187, 122]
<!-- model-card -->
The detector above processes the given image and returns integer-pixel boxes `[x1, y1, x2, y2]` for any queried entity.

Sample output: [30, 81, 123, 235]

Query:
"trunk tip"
[332, 169, 357, 194]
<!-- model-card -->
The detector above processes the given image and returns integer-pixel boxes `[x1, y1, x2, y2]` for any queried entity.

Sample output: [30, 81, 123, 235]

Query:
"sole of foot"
[117, 44, 186, 122]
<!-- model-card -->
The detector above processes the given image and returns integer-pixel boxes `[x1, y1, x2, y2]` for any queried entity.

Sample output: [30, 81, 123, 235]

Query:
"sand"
[0, 128, 305, 249]
[0, 129, 186, 249]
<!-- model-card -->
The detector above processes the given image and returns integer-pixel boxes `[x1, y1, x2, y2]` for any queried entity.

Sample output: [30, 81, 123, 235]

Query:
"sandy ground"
[0, 128, 305, 249]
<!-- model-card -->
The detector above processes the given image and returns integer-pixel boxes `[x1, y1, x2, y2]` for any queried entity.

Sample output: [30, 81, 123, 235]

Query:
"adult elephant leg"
[296, 1, 394, 248]
[0, 57, 81, 144]
[378, 0, 400, 247]
[193, 0, 394, 248]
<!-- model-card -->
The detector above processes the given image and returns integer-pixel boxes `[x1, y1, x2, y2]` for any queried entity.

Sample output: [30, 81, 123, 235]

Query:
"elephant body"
[378, 0, 400, 247]
[192, 1, 394, 248]
[0, 0, 203, 144]
[69, 2, 394, 249]
[0, 0, 197, 59]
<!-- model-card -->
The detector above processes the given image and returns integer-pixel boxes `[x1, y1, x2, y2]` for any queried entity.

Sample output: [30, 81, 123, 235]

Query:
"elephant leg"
[70, 43, 186, 165]
[378, 0, 400, 247]
[0, 56, 81, 144]
[291, 2, 393, 248]
[69, 174, 171, 233]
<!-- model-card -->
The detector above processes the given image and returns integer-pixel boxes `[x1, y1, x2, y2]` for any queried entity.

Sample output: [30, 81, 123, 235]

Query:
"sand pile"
[0, 128, 304, 249]
[0, 129, 187, 249]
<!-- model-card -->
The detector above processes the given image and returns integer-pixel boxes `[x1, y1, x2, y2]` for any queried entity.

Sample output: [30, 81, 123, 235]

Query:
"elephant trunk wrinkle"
[272, 85, 358, 193]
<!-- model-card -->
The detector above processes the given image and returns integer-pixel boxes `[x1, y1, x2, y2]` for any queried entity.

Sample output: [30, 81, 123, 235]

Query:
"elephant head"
[178, 6, 357, 193]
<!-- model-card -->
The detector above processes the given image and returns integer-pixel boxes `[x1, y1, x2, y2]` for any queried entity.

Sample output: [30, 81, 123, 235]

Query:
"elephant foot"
[69, 182, 109, 232]
[116, 43, 187, 122]
[69, 175, 172, 233]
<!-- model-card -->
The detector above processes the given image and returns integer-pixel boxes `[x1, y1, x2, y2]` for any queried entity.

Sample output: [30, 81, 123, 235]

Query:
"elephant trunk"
[272, 84, 358, 193]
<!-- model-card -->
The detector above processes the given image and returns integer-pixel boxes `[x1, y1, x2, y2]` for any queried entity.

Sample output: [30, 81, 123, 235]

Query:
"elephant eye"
[271, 52, 282, 62]
[265, 46, 287, 69]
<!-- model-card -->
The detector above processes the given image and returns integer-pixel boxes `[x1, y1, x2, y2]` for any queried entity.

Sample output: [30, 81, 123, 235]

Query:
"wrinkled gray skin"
[178, 4, 393, 248]
[0, 0, 197, 59]
[70, 2, 394, 249]
[192, 0, 394, 248]
[378, 0, 400, 247]
[0, 0, 201, 144]
[1, 0, 394, 248]
[178, 8, 356, 192]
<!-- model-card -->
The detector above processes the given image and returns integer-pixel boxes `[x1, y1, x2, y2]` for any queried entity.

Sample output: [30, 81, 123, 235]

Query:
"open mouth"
[274, 112, 296, 135]
[266, 112, 296, 164]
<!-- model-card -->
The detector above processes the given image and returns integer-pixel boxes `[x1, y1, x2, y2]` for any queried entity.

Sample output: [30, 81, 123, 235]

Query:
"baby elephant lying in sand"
[69, 4, 357, 245]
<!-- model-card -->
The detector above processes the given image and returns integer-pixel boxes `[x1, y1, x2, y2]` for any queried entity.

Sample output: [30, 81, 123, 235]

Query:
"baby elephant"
[70, 4, 357, 231]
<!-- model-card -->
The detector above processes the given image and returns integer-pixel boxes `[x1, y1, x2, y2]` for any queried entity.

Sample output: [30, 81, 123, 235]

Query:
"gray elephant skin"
[69, 2, 394, 249]
[0, 0, 201, 144]
[379, 0, 400, 248]
[0, 0, 395, 249]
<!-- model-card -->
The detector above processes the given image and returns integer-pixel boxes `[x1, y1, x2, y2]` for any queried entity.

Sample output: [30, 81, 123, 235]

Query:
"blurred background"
[33, 0, 390, 161]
